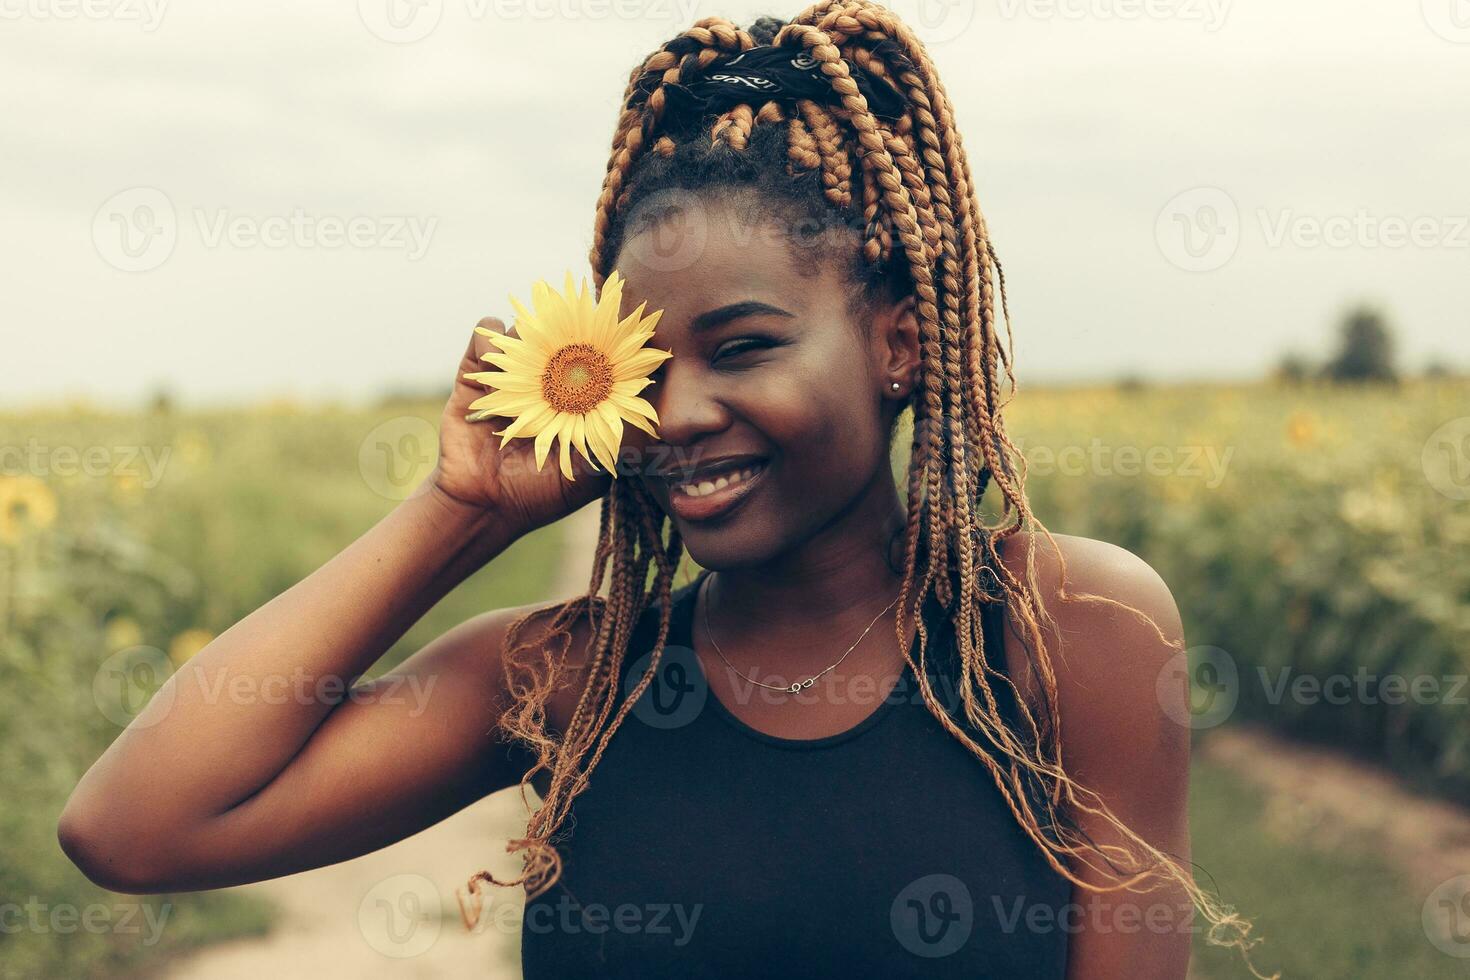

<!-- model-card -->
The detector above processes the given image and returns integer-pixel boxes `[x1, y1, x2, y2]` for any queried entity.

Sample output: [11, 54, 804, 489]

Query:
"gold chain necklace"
[697, 573, 903, 696]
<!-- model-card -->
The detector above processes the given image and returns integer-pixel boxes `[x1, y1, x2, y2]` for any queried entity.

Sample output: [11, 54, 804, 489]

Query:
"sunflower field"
[0, 401, 563, 979]
[1, 380, 1466, 976]
[996, 378, 1470, 799]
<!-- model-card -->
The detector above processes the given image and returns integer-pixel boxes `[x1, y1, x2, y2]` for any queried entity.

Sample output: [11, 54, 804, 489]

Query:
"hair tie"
[663, 44, 907, 122]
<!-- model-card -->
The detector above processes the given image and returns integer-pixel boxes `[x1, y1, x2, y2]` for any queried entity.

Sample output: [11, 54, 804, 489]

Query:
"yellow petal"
[532, 280, 574, 343]
[621, 413, 658, 438]
[534, 413, 563, 473]
[591, 270, 625, 350]
[468, 389, 543, 415]
[611, 378, 654, 398]
[462, 370, 540, 393]
[608, 327, 657, 365]
[585, 404, 623, 477]
[608, 390, 659, 424]
[494, 400, 556, 444]
[507, 294, 555, 357]
[612, 346, 673, 383]
[557, 415, 576, 481]
[478, 348, 546, 377]
[478, 328, 539, 361]
[570, 413, 596, 469]
[574, 275, 597, 345]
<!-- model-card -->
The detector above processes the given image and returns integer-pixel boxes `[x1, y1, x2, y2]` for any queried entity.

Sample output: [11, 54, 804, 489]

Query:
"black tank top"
[519, 568, 1071, 978]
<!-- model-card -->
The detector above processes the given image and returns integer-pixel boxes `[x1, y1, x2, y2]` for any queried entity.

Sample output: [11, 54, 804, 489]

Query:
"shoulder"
[429, 586, 672, 736]
[993, 531, 1181, 635]
[430, 596, 605, 704]
[990, 531, 1189, 791]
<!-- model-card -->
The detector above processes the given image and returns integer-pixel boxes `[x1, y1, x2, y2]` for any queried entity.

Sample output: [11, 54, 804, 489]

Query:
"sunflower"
[463, 269, 670, 481]
[0, 475, 58, 545]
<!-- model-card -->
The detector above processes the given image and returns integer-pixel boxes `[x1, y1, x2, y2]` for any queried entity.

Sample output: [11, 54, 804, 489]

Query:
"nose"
[644, 359, 730, 457]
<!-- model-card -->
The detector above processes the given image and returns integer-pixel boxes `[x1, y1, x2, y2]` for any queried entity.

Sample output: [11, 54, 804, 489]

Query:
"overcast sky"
[3, 0, 1468, 406]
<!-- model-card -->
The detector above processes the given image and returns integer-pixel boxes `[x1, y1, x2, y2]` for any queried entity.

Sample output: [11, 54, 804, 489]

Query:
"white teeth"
[676, 464, 762, 497]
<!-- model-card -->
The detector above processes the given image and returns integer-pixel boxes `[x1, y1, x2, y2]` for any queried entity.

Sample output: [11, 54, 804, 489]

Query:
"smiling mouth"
[665, 460, 769, 523]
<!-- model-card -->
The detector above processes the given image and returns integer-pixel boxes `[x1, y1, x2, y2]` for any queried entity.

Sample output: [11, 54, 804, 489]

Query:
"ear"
[875, 293, 920, 400]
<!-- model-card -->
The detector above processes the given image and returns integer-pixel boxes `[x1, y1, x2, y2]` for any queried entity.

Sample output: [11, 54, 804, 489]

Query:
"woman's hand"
[432, 317, 614, 535]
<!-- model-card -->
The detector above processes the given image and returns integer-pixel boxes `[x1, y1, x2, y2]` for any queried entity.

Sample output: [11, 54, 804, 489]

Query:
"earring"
[890, 381, 901, 391]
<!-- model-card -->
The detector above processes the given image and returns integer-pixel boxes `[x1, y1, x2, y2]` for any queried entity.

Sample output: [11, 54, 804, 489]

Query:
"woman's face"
[613, 197, 917, 570]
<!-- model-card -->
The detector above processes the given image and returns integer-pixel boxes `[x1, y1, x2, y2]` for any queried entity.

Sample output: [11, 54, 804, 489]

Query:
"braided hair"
[461, 4, 1268, 972]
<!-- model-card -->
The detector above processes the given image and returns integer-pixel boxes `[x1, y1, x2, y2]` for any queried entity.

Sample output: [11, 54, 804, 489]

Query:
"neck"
[699, 473, 918, 676]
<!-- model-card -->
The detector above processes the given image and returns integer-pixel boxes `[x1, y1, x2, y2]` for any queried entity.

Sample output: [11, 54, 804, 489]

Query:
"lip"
[659, 453, 768, 484]
[665, 460, 770, 524]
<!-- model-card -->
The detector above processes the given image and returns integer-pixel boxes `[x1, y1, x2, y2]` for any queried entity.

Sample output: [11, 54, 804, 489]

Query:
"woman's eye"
[714, 338, 772, 362]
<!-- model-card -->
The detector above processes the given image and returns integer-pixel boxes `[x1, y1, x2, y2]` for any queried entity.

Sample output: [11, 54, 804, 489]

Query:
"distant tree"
[376, 383, 452, 407]
[1324, 306, 1397, 383]
[1273, 351, 1312, 384]
[147, 385, 176, 415]
[1116, 373, 1148, 393]
[1424, 358, 1454, 380]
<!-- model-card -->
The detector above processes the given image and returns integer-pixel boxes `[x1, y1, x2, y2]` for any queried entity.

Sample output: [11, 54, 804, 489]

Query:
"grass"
[0, 402, 565, 979]
[1188, 749, 1460, 979]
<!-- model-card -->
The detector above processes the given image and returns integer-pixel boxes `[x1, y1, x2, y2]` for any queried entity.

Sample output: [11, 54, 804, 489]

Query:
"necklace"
[698, 573, 904, 696]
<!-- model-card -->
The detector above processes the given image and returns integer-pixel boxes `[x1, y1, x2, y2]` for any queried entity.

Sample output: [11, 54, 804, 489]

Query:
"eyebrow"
[688, 300, 795, 335]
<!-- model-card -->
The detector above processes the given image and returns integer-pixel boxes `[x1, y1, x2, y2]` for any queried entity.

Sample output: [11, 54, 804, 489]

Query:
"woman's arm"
[1000, 533, 1194, 980]
[58, 320, 613, 893]
[60, 482, 516, 892]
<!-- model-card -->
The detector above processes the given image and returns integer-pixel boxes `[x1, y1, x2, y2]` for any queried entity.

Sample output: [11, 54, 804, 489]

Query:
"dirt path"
[1199, 726, 1470, 899]
[162, 502, 604, 980]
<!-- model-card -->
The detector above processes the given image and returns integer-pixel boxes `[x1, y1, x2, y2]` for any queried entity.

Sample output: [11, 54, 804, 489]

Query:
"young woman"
[60, 4, 1264, 977]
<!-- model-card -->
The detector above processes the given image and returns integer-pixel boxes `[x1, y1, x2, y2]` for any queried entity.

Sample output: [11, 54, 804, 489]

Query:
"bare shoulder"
[991, 531, 1188, 789]
[415, 594, 603, 734]
[993, 531, 1182, 642]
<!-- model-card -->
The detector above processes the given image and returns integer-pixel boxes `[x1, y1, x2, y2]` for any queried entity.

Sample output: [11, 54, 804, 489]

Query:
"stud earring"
[890, 381, 901, 391]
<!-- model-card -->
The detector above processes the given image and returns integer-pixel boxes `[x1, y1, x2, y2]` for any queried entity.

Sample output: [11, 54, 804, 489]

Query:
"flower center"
[542, 343, 613, 415]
